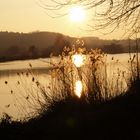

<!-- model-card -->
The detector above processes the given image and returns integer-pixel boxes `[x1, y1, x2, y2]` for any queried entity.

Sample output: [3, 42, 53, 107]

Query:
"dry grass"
[1, 40, 139, 120]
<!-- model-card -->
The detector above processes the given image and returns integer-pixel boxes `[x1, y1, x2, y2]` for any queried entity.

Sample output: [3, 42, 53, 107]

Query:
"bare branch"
[39, 0, 140, 35]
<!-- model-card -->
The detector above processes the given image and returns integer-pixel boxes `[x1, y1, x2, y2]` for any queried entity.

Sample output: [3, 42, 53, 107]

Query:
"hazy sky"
[0, 0, 130, 39]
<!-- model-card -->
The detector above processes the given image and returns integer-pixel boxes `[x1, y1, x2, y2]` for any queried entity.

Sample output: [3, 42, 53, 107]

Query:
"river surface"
[0, 53, 139, 120]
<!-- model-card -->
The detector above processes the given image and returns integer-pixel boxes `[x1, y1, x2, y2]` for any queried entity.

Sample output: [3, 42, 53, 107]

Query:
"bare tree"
[38, 0, 140, 36]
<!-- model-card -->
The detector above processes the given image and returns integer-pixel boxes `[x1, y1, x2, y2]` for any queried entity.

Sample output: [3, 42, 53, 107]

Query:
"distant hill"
[0, 31, 139, 62]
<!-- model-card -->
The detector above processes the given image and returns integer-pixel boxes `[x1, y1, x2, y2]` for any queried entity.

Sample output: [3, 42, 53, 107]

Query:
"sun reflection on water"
[75, 80, 83, 98]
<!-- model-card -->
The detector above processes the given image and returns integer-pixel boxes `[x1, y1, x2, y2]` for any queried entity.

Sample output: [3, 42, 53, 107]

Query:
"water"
[0, 58, 53, 119]
[0, 53, 139, 120]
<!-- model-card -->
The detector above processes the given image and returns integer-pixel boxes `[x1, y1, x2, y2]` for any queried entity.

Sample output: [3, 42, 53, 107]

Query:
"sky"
[0, 0, 131, 39]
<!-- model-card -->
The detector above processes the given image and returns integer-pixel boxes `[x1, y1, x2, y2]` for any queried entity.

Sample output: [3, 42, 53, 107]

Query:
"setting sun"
[69, 6, 86, 23]
[72, 54, 85, 67]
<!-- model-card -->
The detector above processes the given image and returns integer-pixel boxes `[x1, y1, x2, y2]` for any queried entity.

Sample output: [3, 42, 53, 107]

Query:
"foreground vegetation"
[0, 79, 140, 140]
[0, 45, 139, 140]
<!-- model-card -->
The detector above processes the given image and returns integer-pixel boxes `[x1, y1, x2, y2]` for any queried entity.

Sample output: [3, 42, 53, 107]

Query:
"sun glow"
[69, 6, 86, 23]
[72, 54, 85, 67]
[75, 80, 83, 98]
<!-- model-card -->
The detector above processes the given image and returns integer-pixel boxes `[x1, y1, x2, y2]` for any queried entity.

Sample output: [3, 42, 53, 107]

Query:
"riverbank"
[0, 79, 140, 140]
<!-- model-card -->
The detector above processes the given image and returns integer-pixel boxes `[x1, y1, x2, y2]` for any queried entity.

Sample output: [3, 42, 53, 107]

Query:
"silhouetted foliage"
[8, 45, 19, 54]
[28, 45, 38, 58]
[0, 79, 140, 140]
[0, 31, 139, 62]
[103, 43, 124, 54]
[40, 0, 140, 36]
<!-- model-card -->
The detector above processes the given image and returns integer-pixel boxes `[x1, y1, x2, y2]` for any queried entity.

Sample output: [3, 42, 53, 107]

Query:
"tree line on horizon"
[0, 31, 139, 62]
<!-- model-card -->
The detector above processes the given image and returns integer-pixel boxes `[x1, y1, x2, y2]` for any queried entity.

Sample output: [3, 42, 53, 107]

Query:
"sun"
[69, 6, 86, 23]
[72, 54, 85, 67]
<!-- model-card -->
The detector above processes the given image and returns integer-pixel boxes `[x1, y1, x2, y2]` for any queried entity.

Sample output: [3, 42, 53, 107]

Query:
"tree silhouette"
[28, 45, 38, 58]
[8, 45, 19, 55]
[39, 0, 140, 36]
[103, 43, 124, 54]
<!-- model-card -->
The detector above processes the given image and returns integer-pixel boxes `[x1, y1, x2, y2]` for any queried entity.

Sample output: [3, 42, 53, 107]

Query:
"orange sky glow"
[0, 0, 138, 39]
